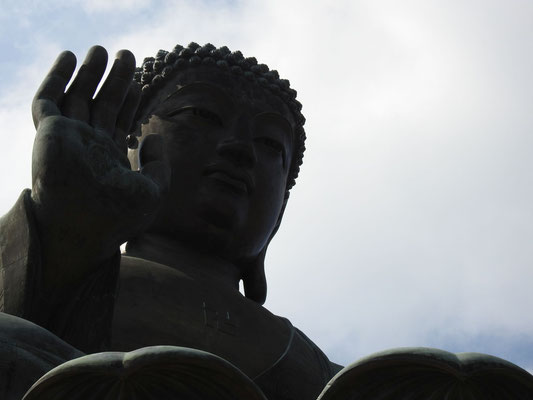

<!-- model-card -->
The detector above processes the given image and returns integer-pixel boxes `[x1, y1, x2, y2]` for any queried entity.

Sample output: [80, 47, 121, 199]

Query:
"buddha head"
[127, 43, 306, 305]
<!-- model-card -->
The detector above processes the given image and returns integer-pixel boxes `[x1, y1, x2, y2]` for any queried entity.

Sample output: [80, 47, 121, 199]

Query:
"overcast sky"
[1, 0, 532, 371]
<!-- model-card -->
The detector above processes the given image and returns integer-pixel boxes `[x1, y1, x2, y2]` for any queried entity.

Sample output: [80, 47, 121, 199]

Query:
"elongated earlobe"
[241, 194, 288, 305]
[242, 247, 267, 305]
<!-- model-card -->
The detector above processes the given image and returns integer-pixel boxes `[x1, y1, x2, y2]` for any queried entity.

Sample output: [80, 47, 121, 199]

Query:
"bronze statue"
[0, 43, 340, 400]
[1, 43, 532, 399]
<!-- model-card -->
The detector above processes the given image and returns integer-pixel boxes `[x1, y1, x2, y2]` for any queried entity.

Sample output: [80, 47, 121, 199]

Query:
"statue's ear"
[241, 194, 289, 305]
[242, 247, 267, 305]
[127, 123, 144, 171]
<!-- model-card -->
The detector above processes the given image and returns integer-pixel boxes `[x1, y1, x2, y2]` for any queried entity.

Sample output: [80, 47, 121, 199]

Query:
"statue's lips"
[203, 167, 254, 195]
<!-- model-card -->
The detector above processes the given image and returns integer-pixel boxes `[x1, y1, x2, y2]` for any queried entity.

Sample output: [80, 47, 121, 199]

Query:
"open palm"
[30, 46, 168, 276]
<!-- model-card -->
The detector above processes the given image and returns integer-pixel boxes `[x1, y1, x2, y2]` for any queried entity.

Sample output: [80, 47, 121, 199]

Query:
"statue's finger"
[32, 51, 77, 129]
[63, 46, 108, 122]
[114, 81, 141, 153]
[91, 50, 136, 136]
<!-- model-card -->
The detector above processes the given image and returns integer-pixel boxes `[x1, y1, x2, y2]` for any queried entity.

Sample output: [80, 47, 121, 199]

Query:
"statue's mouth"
[203, 165, 254, 195]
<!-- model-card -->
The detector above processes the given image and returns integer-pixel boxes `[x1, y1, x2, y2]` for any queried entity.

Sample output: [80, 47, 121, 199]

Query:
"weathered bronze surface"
[318, 348, 533, 399]
[1, 43, 532, 399]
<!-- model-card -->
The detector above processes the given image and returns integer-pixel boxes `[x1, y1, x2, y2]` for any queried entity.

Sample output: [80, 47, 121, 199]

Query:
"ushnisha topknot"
[130, 42, 306, 191]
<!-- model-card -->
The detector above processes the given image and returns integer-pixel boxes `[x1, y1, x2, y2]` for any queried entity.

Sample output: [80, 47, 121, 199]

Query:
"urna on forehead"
[131, 42, 306, 190]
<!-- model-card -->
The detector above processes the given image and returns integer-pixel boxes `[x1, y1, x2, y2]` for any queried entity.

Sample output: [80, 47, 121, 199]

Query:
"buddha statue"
[0, 43, 341, 400]
[1, 43, 533, 400]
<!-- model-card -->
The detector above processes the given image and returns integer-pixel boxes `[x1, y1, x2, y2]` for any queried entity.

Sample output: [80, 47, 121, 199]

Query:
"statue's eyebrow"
[254, 111, 293, 130]
[254, 111, 294, 141]
[163, 82, 235, 115]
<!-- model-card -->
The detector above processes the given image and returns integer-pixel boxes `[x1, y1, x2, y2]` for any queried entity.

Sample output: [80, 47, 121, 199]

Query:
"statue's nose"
[216, 137, 257, 169]
[216, 114, 257, 168]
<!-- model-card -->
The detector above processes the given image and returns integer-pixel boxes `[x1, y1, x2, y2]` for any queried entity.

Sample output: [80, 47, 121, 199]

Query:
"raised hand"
[30, 46, 168, 289]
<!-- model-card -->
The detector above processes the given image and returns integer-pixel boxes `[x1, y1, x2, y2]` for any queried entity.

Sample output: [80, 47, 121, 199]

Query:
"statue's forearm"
[31, 196, 122, 295]
[0, 189, 120, 352]
[0, 190, 41, 318]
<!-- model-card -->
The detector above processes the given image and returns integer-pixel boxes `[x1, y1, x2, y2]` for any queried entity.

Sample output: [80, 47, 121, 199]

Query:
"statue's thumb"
[141, 160, 170, 194]
[138, 134, 171, 194]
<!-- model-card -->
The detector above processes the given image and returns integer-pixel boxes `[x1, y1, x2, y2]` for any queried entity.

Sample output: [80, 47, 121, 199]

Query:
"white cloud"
[81, 0, 151, 13]
[0, 37, 64, 209]
[1, 0, 532, 372]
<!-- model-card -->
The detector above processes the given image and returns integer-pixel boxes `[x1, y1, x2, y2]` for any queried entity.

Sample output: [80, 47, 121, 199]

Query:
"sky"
[1, 0, 532, 371]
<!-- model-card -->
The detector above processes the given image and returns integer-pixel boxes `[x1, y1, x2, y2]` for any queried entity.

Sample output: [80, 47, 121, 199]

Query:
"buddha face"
[138, 67, 295, 264]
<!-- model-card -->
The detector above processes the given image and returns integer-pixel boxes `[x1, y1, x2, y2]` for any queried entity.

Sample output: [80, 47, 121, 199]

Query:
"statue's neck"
[124, 233, 242, 292]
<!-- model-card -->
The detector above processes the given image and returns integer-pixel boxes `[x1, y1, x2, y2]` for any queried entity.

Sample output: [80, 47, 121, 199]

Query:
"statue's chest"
[110, 256, 290, 377]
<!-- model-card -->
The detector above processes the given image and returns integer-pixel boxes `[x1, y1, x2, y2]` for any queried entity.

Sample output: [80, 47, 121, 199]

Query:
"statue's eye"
[166, 107, 222, 126]
[255, 137, 286, 165]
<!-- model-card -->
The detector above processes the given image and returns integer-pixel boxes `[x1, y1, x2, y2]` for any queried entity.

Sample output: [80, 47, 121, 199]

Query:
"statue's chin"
[197, 179, 247, 225]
